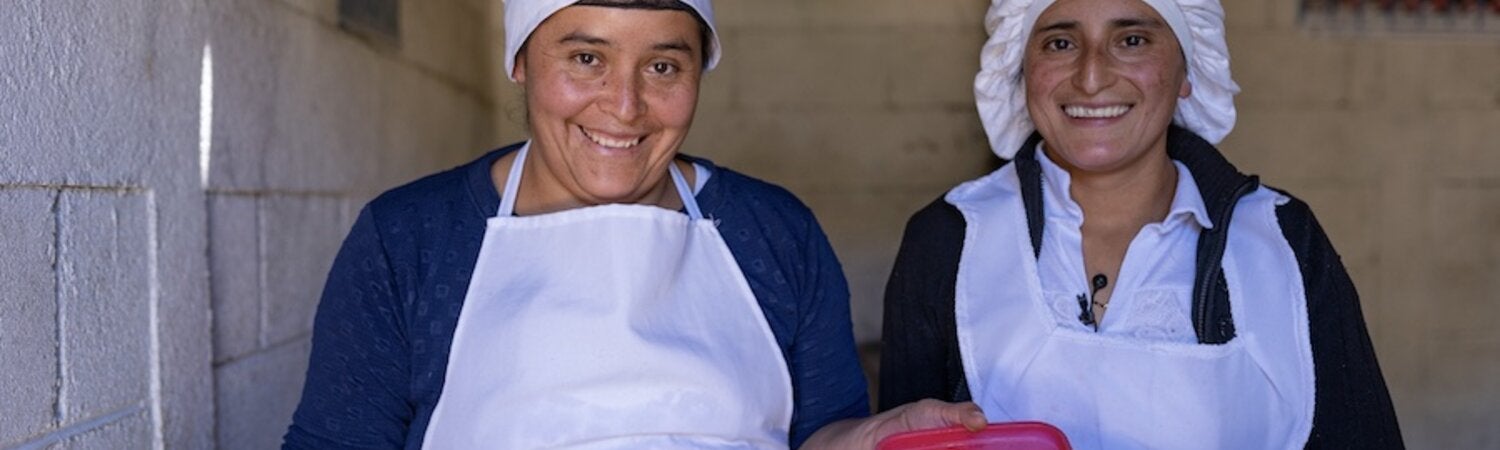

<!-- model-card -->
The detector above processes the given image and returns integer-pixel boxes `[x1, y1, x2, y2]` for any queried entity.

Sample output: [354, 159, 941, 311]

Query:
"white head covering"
[503, 0, 722, 81]
[975, 0, 1239, 159]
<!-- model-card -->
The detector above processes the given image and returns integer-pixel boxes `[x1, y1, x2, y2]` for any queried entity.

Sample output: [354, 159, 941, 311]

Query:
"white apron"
[422, 143, 793, 450]
[946, 166, 1316, 450]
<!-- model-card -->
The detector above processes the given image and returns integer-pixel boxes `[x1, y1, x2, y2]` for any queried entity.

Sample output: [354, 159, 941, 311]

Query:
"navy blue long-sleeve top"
[283, 144, 870, 449]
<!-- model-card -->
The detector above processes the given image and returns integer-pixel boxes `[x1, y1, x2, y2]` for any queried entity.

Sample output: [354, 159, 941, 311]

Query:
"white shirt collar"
[1035, 143, 1213, 232]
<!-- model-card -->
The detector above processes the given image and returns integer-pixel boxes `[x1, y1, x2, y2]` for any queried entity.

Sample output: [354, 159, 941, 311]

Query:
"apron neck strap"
[497, 142, 531, 217]
[497, 142, 704, 220]
[668, 161, 704, 220]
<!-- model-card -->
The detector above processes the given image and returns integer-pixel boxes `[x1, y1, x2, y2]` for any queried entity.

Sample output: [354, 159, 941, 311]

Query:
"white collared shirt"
[1035, 146, 1212, 343]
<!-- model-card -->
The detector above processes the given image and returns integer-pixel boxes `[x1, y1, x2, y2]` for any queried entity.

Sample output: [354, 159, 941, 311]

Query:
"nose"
[600, 69, 645, 122]
[1072, 45, 1117, 95]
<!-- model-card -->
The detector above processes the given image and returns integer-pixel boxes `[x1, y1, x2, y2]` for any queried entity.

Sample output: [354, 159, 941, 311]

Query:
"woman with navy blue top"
[282, 0, 979, 448]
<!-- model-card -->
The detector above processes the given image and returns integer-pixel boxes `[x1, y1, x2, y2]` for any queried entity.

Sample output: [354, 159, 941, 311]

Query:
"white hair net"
[503, 0, 722, 81]
[975, 0, 1239, 159]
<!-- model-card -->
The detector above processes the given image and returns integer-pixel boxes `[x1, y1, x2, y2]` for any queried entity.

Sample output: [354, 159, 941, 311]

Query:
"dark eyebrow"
[1112, 17, 1168, 29]
[653, 39, 694, 54]
[1034, 20, 1078, 35]
[559, 31, 610, 46]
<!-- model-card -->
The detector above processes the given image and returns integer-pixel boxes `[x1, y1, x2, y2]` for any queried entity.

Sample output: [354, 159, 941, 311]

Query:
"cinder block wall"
[205, 1, 496, 449]
[1, 0, 498, 448]
[1, 0, 212, 447]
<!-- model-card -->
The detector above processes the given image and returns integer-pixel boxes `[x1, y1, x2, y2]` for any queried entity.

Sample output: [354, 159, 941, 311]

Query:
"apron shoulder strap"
[497, 143, 531, 217]
[667, 161, 703, 220]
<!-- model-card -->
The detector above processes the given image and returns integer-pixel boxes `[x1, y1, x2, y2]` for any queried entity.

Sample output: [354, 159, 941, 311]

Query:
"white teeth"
[1064, 105, 1131, 119]
[581, 127, 643, 149]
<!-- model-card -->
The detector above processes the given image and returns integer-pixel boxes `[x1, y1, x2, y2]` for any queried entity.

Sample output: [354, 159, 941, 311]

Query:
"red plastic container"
[876, 422, 1071, 450]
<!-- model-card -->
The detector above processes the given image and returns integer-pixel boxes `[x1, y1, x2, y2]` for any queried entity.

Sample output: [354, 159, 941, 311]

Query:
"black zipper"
[1193, 176, 1260, 344]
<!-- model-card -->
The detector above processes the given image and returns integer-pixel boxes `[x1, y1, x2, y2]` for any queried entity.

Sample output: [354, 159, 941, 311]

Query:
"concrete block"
[1227, 30, 1354, 110]
[797, 191, 954, 343]
[1223, 0, 1273, 30]
[1349, 40, 1500, 111]
[260, 12, 385, 192]
[378, 61, 495, 188]
[1408, 338, 1500, 449]
[207, 0, 291, 190]
[0, 188, 59, 447]
[57, 409, 152, 450]
[260, 195, 348, 346]
[276, 0, 338, 26]
[1366, 139, 1430, 402]
[215, 340, 312, 450]
[715, 0, 880, 29]
[880, 0, 990, 28]
[889, 26, 986, 109]
[1423, 43, 1500, 110]
[0, 0, 169, 185]
[210, 194, 262, 364]
[1221, 109, 1381, 185]
[685, 109, 1002, 194]
[56, 190, 151, 423]
[1269, 0, 1304, 30]
[1427, 184, 1500, 319]
[401, 0, 487, 93]
[1348, 41, 1412, 110]
[716, 0, 985, 29]
[1418, 111, 1500, 181]
[734, 29, 890, 111]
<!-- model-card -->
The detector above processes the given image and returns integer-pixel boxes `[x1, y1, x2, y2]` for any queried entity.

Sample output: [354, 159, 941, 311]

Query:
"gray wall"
[1, 0, 497, 448]
[3, 0, 210, 447]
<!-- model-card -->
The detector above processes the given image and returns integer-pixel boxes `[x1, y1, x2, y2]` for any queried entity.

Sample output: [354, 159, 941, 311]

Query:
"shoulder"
[1261, 185, 1355, 309]
[907, 196, 967, 238]
[362, 144, 515, 229]
[701, 163, 813, 215]
[364, 169, 466, 223]
[1262, 186, 1329, 256]
[694, 161, 821, 236]
[889, 195, 967, 286]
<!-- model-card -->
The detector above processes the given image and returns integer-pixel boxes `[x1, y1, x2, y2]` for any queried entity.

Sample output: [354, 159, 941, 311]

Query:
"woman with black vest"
[878, 0, 1403, 448]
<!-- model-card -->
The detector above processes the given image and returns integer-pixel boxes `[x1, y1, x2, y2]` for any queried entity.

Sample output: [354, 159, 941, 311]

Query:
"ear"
[1179, 77, 1192, 99]
[513, 51, 528, 83]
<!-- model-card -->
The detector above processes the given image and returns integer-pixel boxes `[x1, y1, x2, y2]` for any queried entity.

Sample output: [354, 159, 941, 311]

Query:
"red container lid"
[876, 422, 1071, 450]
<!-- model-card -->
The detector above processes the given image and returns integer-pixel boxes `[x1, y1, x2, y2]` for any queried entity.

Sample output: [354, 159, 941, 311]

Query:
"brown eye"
[1123, 35, 1146, 46]
[1045, 38, 1074, 52]
[651, 62, 677, 75]
[574, 53, 599, 65]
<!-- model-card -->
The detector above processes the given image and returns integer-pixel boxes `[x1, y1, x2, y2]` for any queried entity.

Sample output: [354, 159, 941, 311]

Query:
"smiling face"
[514, 5, 703, 207]
[1023, 0, 1190, 175]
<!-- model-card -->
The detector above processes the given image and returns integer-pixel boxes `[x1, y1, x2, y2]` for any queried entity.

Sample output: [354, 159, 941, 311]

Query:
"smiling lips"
[1064, 104, 1132, 119]
[580, 126, 644, 149]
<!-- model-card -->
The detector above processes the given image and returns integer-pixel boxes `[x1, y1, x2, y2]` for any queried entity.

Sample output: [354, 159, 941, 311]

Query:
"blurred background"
[2, 0, 1497, 448]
